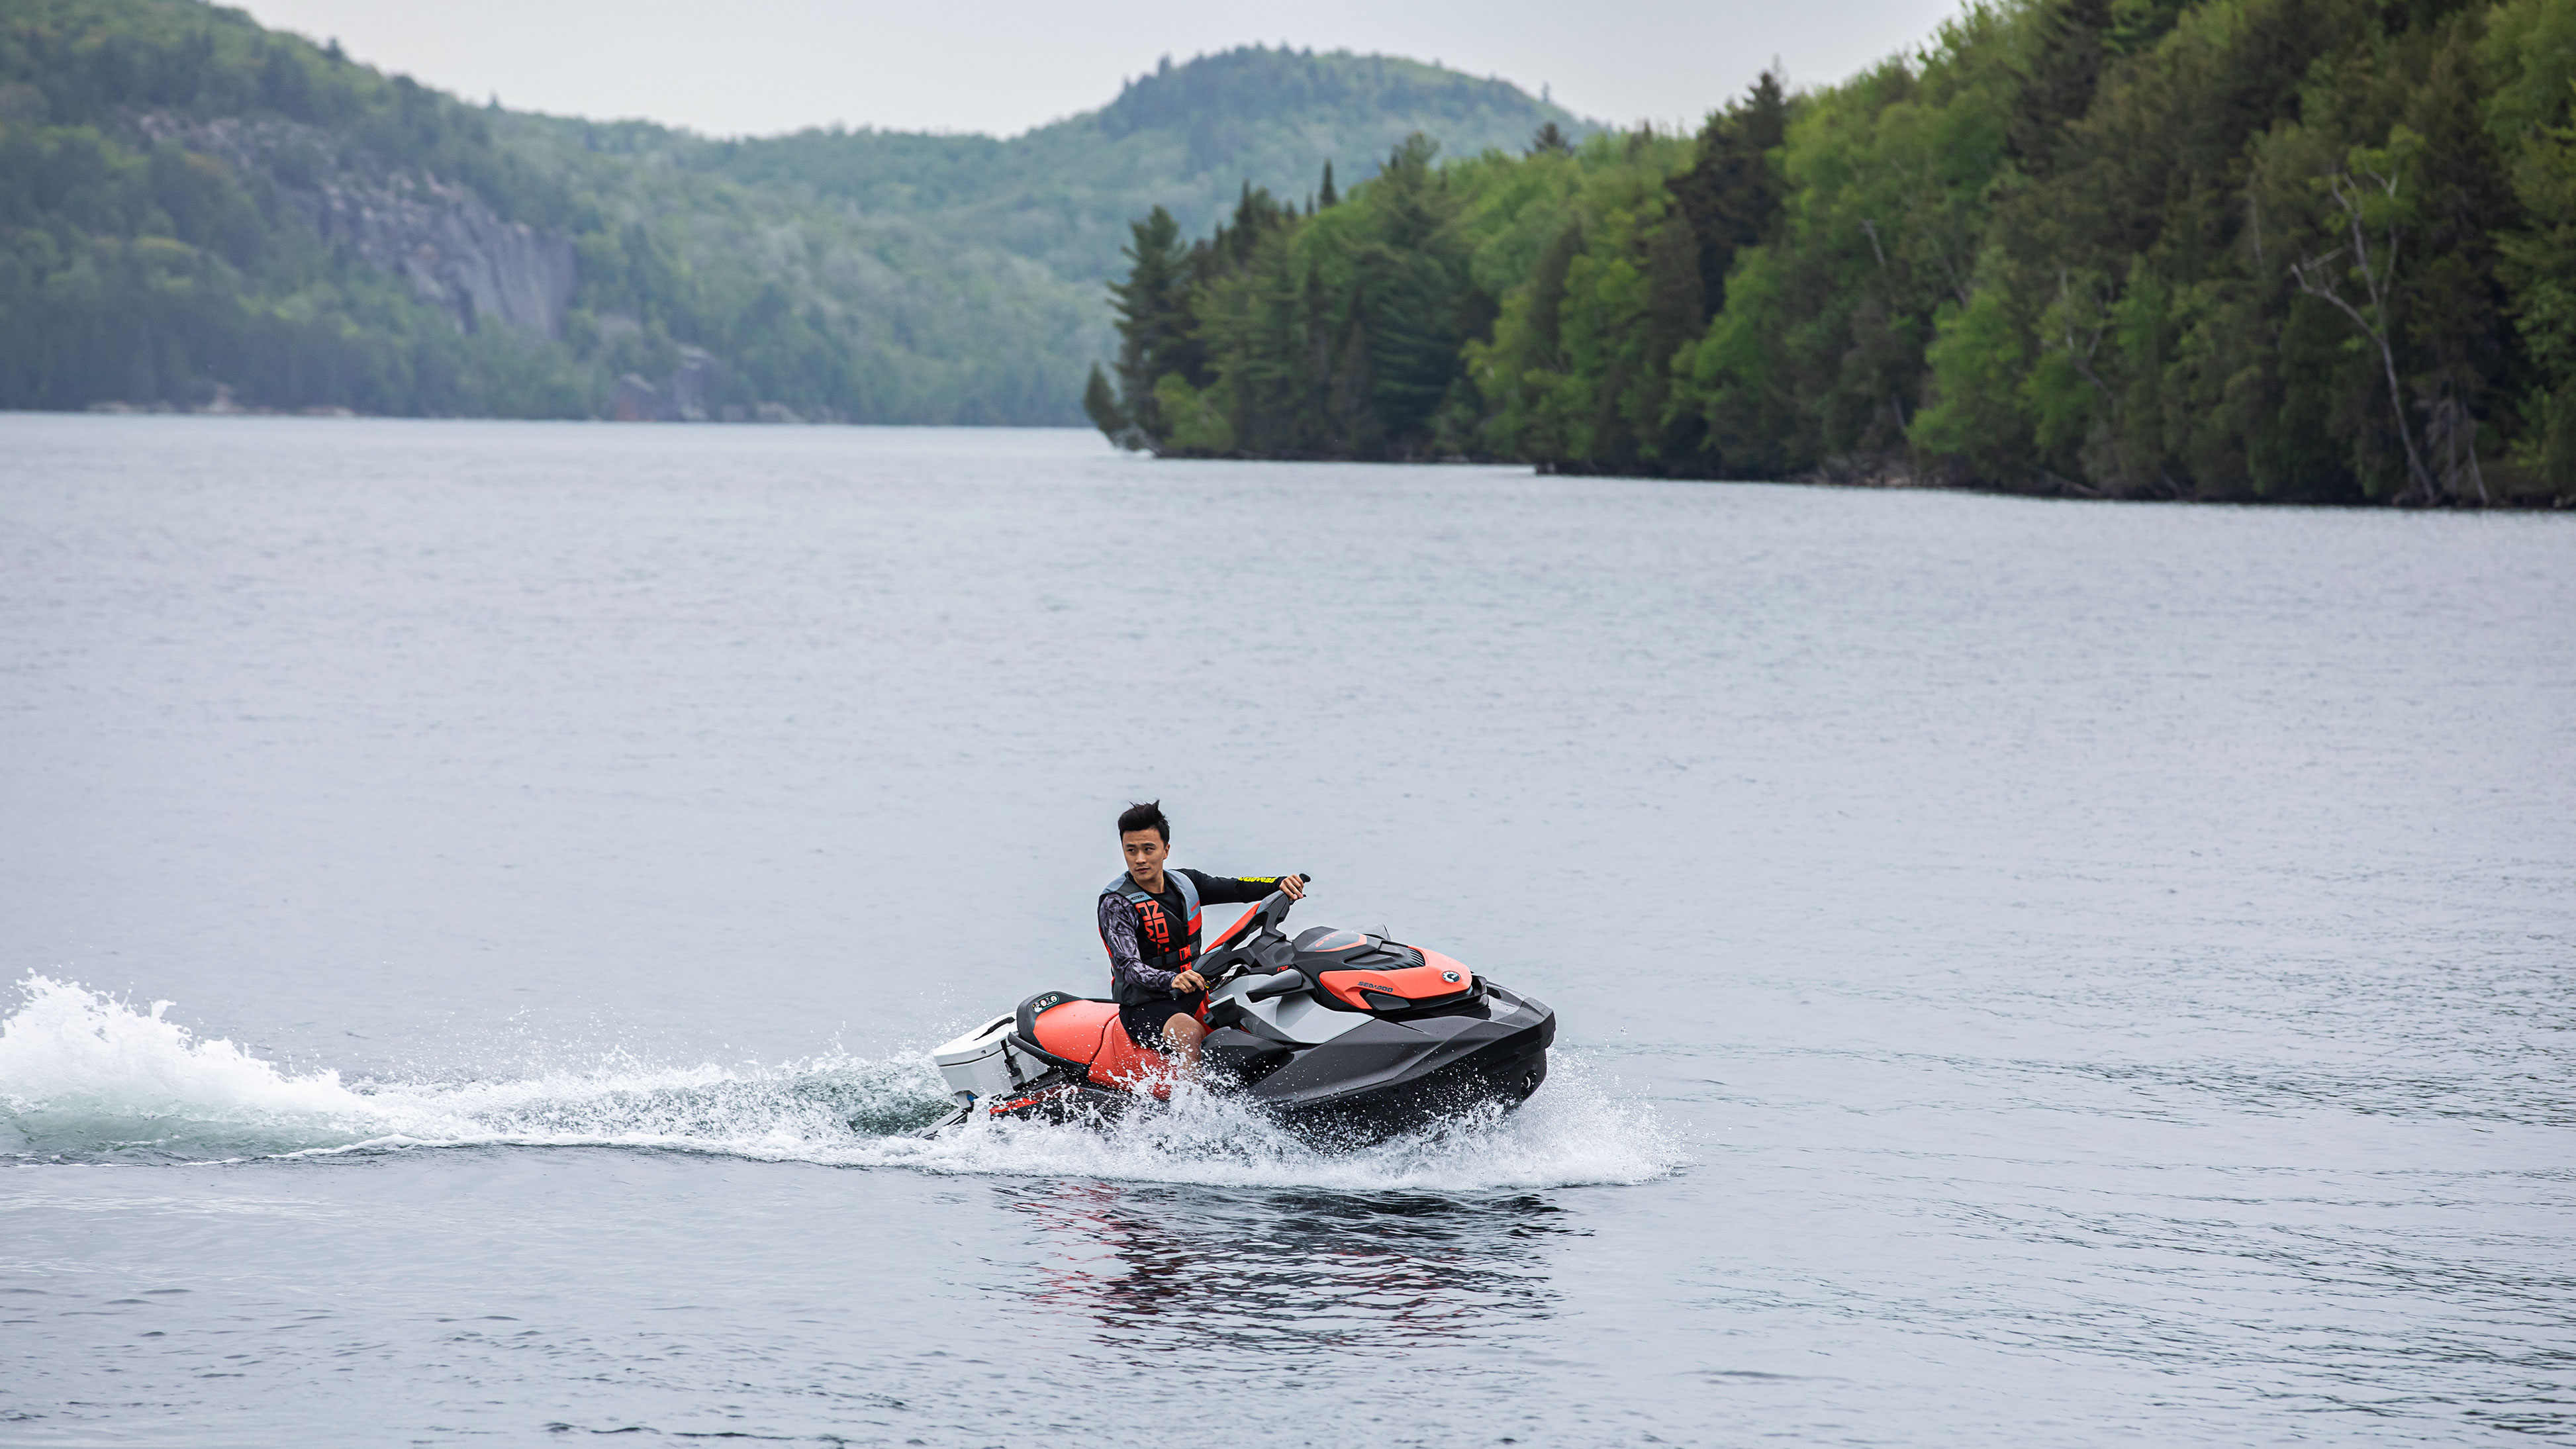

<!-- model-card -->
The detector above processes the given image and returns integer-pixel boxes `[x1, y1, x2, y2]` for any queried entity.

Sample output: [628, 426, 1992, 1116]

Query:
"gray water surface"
[2, 416, 2570, 1445]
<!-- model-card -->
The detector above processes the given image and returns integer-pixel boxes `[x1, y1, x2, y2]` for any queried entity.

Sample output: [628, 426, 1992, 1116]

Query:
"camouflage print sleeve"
[1098, 892, 1176, 993]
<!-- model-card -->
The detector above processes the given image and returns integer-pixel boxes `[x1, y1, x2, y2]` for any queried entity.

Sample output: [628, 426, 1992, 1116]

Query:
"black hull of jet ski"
[1274, 1016, 1552, 1143]
[1223, 985, 1555, 1143]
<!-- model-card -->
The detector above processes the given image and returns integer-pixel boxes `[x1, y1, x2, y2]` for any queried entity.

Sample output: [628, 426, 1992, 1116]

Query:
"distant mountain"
[695, 48, 1598, 287]
[0, 1, 1598, 424]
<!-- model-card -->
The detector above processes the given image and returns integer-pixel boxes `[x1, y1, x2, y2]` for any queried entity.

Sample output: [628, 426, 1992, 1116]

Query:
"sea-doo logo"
[1442, 970, 1460, 983]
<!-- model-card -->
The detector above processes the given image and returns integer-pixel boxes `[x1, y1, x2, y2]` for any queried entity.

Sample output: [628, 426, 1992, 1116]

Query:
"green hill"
[0, 0, 1593, 422]
[699, 48, 1596, 288]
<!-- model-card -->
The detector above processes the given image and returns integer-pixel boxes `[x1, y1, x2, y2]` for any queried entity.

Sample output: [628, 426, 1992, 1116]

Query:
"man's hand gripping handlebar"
[1171, 874, 1311, 992]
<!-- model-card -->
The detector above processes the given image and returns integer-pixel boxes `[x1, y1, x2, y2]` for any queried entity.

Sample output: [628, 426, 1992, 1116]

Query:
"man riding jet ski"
[1097, 800, 1304, 1070]
[923, 802, 1555, 1141]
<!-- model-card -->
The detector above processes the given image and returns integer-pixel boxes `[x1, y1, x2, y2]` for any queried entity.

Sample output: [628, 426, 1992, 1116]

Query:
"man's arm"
[1182, 868, 1306, 906]
[1098, 894, 1180, 994]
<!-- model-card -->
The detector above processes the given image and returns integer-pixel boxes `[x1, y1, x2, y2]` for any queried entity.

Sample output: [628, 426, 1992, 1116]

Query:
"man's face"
[1121, 829, 1169, 880]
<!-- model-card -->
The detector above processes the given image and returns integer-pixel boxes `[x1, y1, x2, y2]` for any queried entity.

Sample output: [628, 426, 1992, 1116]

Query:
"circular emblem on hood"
[1442, 970, 1461, 983]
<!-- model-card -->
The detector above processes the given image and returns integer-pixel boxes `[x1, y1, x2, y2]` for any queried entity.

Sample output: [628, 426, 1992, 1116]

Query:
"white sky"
[234, 0, 1971, 138]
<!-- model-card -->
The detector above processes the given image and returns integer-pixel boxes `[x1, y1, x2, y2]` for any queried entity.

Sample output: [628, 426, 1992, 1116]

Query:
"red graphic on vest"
[1139, 902, 1171, 951]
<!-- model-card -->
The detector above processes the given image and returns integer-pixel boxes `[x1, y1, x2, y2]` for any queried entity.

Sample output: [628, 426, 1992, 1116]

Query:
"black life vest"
[1102, 868, 1202, 1005]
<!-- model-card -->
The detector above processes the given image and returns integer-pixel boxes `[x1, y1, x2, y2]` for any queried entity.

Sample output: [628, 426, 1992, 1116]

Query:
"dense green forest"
[1094, 0, 2576, 503]
[0, 0, 1585, 422]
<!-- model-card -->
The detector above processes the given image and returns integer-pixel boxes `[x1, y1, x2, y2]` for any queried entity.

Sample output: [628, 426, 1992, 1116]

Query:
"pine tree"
[1082, 362, 1133, 446]
[2007, 0, 2113, 179]
[1669, 71, 1788, 315]
[1526, 222, 1581, 369]
[1632, 210, 1707, 461]
[1107, 207, 1189, 444]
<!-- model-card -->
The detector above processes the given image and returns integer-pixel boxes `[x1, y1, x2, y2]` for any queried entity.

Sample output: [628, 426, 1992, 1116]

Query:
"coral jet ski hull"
[925, 885, 1553, 1144]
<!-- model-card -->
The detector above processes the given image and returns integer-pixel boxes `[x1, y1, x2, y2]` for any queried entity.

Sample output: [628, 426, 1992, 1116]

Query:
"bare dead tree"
[2421, 391, 2491, 506]
[2051, 269, 2118, 408]
[1863, 153, 1976, 306]
[2038, 269, 2148, 492]
[2288, 168, 2438, 502]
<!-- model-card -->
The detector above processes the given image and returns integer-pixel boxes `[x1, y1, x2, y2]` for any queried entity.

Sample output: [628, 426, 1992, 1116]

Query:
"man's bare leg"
[1161, 1013, 1205, 1074]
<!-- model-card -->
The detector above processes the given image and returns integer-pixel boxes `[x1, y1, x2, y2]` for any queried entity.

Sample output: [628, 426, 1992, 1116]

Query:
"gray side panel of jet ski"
[1230, 988, 1368, 1045]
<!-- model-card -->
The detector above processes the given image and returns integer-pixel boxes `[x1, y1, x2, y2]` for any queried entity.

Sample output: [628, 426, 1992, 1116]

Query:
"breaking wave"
[0, 974, 1682, 1192]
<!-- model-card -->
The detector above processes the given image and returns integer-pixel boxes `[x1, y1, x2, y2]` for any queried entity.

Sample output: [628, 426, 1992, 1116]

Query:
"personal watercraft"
[924, 880, 1554, 1142]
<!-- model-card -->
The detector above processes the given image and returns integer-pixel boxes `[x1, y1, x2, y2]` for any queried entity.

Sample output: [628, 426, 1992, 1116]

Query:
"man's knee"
[1165, 1015, 1204, 1046]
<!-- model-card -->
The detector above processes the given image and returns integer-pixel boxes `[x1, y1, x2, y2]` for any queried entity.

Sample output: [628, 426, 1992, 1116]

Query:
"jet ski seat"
[1014, 992, 1175, 1096]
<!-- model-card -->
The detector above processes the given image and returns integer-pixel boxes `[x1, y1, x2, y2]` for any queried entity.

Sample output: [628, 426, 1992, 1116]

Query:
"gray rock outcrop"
[309, 170, 573, 338]
[125, 113, 575, 339]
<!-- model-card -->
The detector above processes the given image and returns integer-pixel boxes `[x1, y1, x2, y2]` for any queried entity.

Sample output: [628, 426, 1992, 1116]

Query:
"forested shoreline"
[0, 0, 1133, 422]
[1090, 0, 2576, 504]
[1, 1, 1581, 424]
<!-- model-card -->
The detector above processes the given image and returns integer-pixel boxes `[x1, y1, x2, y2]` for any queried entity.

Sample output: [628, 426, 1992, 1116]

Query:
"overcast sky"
[234, 0, 1968, 138]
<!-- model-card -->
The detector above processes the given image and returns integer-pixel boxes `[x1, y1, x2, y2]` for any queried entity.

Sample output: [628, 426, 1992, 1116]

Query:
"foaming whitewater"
[0, 975, 1681, 1190]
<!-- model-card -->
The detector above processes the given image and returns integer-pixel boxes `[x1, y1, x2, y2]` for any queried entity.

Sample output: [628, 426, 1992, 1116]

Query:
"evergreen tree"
[1630, 209, 1707, 461]
[2007, 0, 2113, 178]
[1083, 362, 1133, 445]
[1107, 206, 1190, 439]
[1668, 71, 1788, 334]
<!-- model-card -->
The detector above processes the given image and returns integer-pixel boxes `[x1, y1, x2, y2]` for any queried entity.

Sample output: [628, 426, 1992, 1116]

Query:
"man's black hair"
[1117, 800, 1170, 843]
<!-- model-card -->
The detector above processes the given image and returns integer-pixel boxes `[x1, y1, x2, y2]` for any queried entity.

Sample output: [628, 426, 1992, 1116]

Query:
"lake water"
[2, 415, 2570, 1446]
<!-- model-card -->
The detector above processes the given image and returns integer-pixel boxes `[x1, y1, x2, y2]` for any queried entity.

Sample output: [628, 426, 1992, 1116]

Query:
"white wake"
[0, 974, 1682, 1192]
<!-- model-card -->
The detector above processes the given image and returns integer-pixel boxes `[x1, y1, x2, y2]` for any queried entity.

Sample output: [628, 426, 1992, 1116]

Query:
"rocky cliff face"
[308, 168, 573, 338]
[126, 113, 575, 339]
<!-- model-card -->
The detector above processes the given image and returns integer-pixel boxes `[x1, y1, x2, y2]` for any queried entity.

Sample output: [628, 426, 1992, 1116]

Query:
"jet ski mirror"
[1252, 875, 1310, 936]
[1242, 969, 1307, 1002]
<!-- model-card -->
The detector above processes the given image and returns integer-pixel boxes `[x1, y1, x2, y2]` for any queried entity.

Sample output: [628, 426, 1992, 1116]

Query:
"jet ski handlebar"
[1198, 874, 1310, 982]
